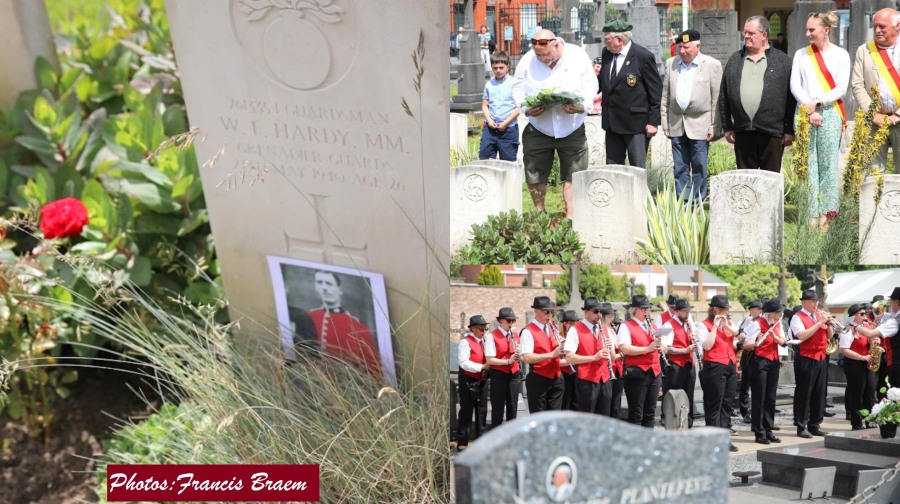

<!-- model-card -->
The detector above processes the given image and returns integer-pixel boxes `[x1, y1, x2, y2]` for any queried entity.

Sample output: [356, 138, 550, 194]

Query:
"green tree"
[731, 266, 802, 308]
[703, 266, 753, 289]
[554, 266, 630, 306]
[477, 265, 504, 286]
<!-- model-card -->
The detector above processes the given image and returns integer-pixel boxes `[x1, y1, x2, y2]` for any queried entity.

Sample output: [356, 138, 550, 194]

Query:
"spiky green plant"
[636, 184, 709, 264]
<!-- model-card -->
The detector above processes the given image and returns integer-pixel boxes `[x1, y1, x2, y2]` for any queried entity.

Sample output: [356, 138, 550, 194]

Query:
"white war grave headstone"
[163, 0, 449, 381]
[0, 0, 59, 108]
[595, 164, 649, 241]
[709, 170, 784, 263]
[573, 168, 636, 263]
[451, 160, 523, 253]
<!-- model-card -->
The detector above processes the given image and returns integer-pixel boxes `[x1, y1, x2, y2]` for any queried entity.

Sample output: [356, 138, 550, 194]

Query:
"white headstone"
[516, 114, 529, 164]
[0, 0, 58, 107]
[451, 162, 523, 253]
[860, 174, 900, 265]
[450, 113, 469, 154]
[591, 164, 649, 240]
[163, 0, 449, 380]
[573, 169, 636, 262]
[585, 115, 606, 167]
[650, 132, 674, 175]
[709, 170, 784, 263]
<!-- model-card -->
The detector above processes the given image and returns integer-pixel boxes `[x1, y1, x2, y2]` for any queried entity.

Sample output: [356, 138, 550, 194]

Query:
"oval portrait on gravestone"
[545, 456, 577, 502]
[588, 179, 614, 208]
[879, 190, 900, 223]
[230, 0, 359, 91]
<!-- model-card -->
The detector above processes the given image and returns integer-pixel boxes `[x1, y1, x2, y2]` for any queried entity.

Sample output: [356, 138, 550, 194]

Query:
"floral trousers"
[796, 105, 841, 215]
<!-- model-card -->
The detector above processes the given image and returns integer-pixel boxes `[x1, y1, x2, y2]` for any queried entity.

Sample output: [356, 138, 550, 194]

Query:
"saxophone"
[869, 333, 885, 372]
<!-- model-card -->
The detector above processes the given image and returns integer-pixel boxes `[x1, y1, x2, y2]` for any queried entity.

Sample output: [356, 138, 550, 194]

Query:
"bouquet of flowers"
[862, 382, 900, 426]
[519, 87, 584, 113]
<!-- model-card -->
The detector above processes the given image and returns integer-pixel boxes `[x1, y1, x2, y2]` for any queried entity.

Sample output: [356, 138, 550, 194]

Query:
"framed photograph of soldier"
[267, 256, 395, 383]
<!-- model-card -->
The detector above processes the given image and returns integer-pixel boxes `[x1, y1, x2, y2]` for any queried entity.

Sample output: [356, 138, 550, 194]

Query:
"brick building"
[609, 265, 669, 298]
[663, 265, 729, 301]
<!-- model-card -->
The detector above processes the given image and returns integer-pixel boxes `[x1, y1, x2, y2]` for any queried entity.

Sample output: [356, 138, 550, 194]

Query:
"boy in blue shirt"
[479, 51, 519, 161]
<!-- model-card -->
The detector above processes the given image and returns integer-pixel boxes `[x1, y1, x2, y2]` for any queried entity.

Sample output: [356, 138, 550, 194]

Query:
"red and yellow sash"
[806, 44, 846, 124]
[867, 41, 900, 109]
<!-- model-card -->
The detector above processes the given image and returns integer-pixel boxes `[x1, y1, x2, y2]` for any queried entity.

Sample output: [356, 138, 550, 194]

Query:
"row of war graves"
[451, 114, 900, 264]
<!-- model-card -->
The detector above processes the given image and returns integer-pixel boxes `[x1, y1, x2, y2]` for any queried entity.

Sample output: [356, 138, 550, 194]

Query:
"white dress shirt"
[610, 41, 632, 80]
[520, 320, 551, 354]
[790, 45, 851, 107]
[457, 335, 485, 373]
[617, 317, 653, 346]
[878, 311, 900, 339]
[565, 319, 600, 353]
[676, 59, 699, 111]
[512, 39, 598, 139]
[839, 329, 861, 350]
[484, 327, 514, 357]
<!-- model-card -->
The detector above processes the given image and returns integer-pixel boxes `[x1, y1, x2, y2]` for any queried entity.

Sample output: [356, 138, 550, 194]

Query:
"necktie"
[610, 54, 619, 83]
[479, 339, 487, 380]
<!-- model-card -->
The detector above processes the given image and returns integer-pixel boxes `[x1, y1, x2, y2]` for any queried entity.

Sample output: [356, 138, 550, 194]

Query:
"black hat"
[864, 302, 872, 310]
[561, 310, 581, 322]
[709, 294, 732, 309]
[678, 29, 701, 43]
[630, 294, 653, 308]
[468, 315, 488, 328]
[793, 305, 802, 312]
[531, 296, 556, 311]
[762, 299, 785, 313]
[801, 289, 819, 301]
[583, 296, 603, 311]
[497, 307, 517, 320]
[891, 288, 900, 301]
[848, 303, 866, 316]
[593, 56, 603, 65]
[674, 299, 694, 311]
[873, 295, 886, 303]
[666, 294, 679, 307]
[748, 299, 764, 309]
[600, 302, 616, 315]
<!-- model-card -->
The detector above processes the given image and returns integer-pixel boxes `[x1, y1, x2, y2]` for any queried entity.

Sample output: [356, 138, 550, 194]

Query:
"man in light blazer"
[851, 8, 900, 173]
[661, 30, 722, 205]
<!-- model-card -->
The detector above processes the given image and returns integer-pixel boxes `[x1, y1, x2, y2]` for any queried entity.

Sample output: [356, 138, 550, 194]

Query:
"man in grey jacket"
[719, 16, 796, 172]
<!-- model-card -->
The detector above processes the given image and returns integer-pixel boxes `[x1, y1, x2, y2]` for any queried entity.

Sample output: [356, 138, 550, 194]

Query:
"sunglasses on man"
[530, 38, 555, 46]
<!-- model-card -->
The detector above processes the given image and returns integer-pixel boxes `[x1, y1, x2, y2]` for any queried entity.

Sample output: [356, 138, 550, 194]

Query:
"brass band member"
[565, 297, 619, 415]
[744, 300, 786, 444]
[661, 298, 699, 427]
[606, 304, 626, 420]
[456, 315, 491, 451]
[484, 307, 522, 428]
[521, 296, 564, 412]
[617, 295, 667, 427]
[559, 310, 581, 411]
[738, 299, 764, 423]
[866, 295, 888, 398]
[790, 289, 834, 438]
[697, 294, 742, 452]
[855, 289, 900, 401]
[655, 294, 680, 380]
[840, 304, 877, 431]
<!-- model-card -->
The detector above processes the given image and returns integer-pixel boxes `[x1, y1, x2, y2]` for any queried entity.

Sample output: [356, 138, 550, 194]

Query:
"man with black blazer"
[598, 20, 663, 168]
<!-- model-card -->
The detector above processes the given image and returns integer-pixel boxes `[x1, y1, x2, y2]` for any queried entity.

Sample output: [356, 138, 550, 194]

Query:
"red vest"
[660, 311, 674, 327]
[849, 330, 871, 357]
[795, 311, 828, 361]
[701, 319, 737, 365]
[624, 319, 661, 376]
[528, 322, 561, 379]
[668, 320, 692, 367]
[754, 319, 780, 361]
[490, 328, 520, 375]
[605, 325, 623, 375]
[574, 322, 612, 384]
[461, 335, 486, 381]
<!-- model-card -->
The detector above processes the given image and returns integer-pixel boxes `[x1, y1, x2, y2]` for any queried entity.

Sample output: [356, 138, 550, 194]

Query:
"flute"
[550, 317, 575, 373]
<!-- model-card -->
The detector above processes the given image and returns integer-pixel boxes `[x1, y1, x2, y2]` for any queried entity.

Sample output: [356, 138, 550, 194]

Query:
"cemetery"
[450, 0, 898, 266]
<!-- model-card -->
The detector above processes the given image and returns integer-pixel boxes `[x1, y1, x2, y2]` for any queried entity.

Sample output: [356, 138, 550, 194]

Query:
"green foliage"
[730, 265, 801, 309]
[637, 183, 709, 264]
[520, 87, 583, 109]
[702, 265, 754, 290]
[552, 266, 630, 306]
[862, 380, 900, 426]
[455, 209, 585, 264]
[477, 265, 504, 286]
[707, 143, 737, 177]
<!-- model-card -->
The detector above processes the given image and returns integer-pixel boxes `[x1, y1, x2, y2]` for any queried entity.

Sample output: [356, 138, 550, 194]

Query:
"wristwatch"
[815, 99, 823, 110]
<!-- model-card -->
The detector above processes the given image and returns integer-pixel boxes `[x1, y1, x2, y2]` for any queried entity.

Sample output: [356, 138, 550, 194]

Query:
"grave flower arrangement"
[520, 87, 584, 112]
[862, 382, 900, 437]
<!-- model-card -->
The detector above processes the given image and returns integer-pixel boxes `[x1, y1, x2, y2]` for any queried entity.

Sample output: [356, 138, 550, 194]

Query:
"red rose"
[551, 221, 558, 227]
[825, 211, 838, 222]
[40, 197, 89, 239]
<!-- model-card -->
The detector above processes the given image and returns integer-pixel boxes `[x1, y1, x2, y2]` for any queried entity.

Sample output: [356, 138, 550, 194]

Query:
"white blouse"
[790, 44, 851, 107]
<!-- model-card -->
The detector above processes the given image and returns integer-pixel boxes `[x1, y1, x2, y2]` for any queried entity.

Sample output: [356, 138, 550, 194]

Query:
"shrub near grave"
[455, 209, 585, 264]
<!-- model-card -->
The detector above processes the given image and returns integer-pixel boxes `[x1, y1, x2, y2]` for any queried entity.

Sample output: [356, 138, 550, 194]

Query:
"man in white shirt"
[661, 298, 699, 427]
[484, 307, 523, 429]
[511, 29, 598, 219]
[789, 290, 834, 438]
[653, 294, 679, 328]
[564, 297, 617, 415]
[521, 296, 566, 412]
[456, 315, 491, 450]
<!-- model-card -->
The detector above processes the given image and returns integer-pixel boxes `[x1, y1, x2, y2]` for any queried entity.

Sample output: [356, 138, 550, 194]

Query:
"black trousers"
[845, 359, 878, 429]
[605, 131, 648, 168]
[623, 366, 662, 427]
[457, 373, 488, 446]
[749, 356, 780, 437]
[734, 130, 784, 172]
[889, 360, 900, 396]
[526, 371, 564, 413]
[576, 377, 614, 415]
[610, 368, 625, 420]
[489, 369, 521, 429]
[700, 361, 737, 429]
[663, 361, 696, 427]
[738, 350, 753, 417]
[561, 371, 579, 411]
[877, 353, 889, 401]
[794, 355, 828, 431]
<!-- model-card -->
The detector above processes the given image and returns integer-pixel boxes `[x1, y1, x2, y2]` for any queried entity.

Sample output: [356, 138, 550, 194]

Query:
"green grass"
[522, 184, 566, 216]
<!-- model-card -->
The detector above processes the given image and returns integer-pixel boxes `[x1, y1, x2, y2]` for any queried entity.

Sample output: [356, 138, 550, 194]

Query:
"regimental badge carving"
[727, 184, 757, 214]
[463, 174, 488, 202]
[588, 179, 614, 207]
[546, 456, 577, 502]
[702, 16, 726, 34]
[879, 190, 900, 223]
[230, 0, 359, 91]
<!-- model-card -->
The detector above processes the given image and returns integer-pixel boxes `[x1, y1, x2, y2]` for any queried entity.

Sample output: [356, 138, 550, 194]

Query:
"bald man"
[852, 8, 900, 172]
[512, 29, 598, 219]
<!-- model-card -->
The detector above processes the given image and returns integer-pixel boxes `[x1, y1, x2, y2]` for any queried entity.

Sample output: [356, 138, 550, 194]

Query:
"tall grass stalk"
[636, 184, 709, 264]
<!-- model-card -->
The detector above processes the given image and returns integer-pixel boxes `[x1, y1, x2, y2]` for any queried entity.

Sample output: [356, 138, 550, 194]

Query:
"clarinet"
[685, 319, 703, 372]
[600, 324, 617, 380]
[648, 320, 671, 368]
[550, 317, 576, 373]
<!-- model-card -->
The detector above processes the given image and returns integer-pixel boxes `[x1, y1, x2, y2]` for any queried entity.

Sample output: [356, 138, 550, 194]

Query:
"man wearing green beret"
[598, 20, 663, 169]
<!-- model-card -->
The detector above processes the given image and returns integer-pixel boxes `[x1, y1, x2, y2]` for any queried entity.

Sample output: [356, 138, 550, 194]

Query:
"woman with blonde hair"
[790, 11, 851, 230]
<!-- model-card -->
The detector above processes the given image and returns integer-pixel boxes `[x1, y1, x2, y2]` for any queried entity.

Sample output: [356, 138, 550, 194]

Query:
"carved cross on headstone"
[284, 194, 368, 266]
[593, 234, 612, 257]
